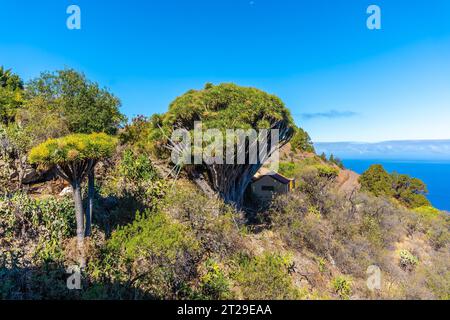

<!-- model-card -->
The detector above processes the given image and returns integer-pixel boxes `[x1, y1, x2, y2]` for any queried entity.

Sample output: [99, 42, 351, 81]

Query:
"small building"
[249, 168, 295, 203]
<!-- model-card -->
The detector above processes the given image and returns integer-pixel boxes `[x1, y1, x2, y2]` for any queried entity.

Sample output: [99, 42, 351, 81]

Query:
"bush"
[163, 182, 244, 258]
[94, 210, 201, 299]
[331, 276, 352, 300]
[360, 164, 393, 197]
[119, 149, 158, 183]
[198, 259, 232, 300]
[230, 253, 302, 300]
[0, 194, 75, 266]
[360, 165, 431, 209]
[399, 250, 419, 271]
[290, 127, 314, 153]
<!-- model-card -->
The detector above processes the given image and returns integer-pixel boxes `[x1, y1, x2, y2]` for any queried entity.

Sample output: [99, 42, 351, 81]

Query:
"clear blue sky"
[1, 0, 449, 142]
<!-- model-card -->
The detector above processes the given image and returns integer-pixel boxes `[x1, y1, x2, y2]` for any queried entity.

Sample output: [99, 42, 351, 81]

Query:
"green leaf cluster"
[29, 133, 117, 166]
[360, 164, 431, 208]
[26, 69, 126, 135]
[0, 66, 24, 124]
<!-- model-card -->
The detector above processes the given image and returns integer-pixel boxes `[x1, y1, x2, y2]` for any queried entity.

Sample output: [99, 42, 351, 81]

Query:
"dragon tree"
[29, 133, 117, 264]
[152, 83, 296, 207]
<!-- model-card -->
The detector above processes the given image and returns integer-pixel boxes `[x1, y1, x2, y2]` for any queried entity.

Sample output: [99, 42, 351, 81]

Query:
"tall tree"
[29, 133, 117, 265]
[153, 83, 295, 207]
[0, 67, 24, 124]
[391, 173, 430, 208]
[359, 164, 393, 197]
[26, 69, 126, 135]
[290, 127, 315, 153]
[26, 69, 126, 226]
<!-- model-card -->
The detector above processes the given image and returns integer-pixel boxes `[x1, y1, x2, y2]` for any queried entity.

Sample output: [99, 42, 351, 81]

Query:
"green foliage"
[413, 206, 442, 219]
[162, 183, 244, 257]
[97, 210, 201, 299]
[152, 83, 295, 157]
[167, 83, 293, 130]
[317, 257, 327, 273]
[0, 67, 23, 90]
[0, 194, 75, 265]
[331, 276, 352, 300]
[360, 165, 431, 209]
[360, 164, 393, 197]
[119, 116, 156, 154]
[119, 149, 158, 183]
[29, 133, 117, 166]
[107, 210, 199, 261]
[289, 164, 339, 214]
[316, 165, 339, 179]
[231, 253, 302, 300]
[391, 173, 430, 208]
[278, 162, 296, 178]
[198, 259, 232, 300]
[290, 127, 315, 153]
[278, 157, 322, 180]
[15, 97, 70, 149]
[101, 148, 166, 214]
[399, 250, 419, 271]
[2, 123, 30, 155]
[26, 69, 126, 135]
[0, 67, 23, 124]
[328, 154, 344, 169]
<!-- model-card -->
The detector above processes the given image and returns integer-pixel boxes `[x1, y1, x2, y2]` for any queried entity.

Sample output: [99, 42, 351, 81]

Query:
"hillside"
[2, 134, 448, 300]
[0, 72, 448, 300]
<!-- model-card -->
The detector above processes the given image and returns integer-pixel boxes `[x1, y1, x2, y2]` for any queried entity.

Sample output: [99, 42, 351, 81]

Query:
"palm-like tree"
[0, 66, 24, 90]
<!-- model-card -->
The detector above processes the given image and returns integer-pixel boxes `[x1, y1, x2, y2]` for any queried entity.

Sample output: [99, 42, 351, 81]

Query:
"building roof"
[252, 167, 294, 185]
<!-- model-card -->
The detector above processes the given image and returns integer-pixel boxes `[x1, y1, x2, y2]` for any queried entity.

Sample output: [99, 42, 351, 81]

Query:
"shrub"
[360, 165, 431, 209]
[198, 259, 232, 300]
[290, 127, 314, 153]
[359, 164, 393, 197]
[119, 149, 158, 183]
[163, 183, 244, 258]
[95, 210, 201, 299]
[391, 173, 430, 208]
[316, 165, 339, 179]
[230, 253, 302, 300]
[0, 194, 75, 266]
[331, 276, 352, 300]
[399, 250, 419, 271]
[413, 206, 441, 219]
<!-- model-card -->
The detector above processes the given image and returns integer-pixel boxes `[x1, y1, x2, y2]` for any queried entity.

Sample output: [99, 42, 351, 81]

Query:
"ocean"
[342, 159, 450, 212]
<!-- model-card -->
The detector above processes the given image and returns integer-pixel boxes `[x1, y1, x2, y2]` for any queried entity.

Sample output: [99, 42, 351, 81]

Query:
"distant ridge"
[314, 139, 450, 161]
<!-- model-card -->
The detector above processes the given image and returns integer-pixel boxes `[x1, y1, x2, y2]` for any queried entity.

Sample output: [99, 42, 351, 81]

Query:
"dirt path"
[337, 169, 360, 194]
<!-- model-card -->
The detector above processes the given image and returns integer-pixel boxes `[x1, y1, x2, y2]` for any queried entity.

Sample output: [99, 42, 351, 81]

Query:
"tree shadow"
[0, 262, 155, 300]
[88, 191, 148, 238]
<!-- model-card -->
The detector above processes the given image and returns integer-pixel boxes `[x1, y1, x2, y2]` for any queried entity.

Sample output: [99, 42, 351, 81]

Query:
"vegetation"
[29, 133, 117, 266]
[26, 69, 126, 135]
[147, 83, 296, 207]
[0, 67, 23, 124]
[360, 164, 430, 208]
[0, 67, 448, 301]
[290, 127, 314, 153]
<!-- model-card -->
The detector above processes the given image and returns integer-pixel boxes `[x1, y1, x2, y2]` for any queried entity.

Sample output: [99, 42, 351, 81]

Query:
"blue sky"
[1, 0, 449, 142]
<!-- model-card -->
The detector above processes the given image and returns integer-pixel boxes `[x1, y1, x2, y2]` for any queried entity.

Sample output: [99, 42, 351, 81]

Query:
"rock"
[59, 186, 73, 197]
